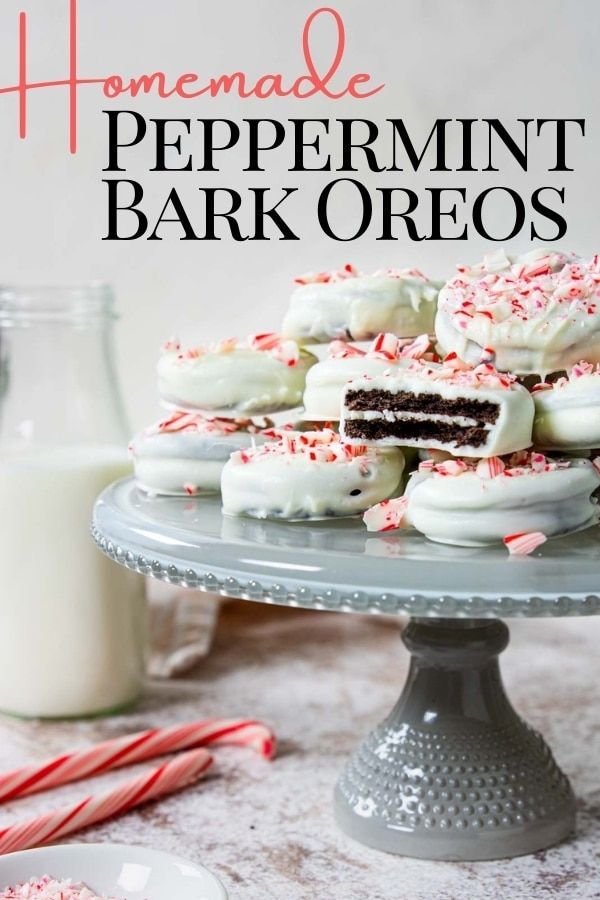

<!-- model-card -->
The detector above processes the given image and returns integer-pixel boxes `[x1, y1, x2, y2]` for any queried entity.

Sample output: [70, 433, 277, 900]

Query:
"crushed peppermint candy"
[161, 336, 181, 352]
[327, 340, 367, 360]
[0, 875, 115, 899]
[229, 429, 372, 466]
[532, 360, 600, 392]
[140, 411, 269, 439]
[161, 334, 301, 368]
[294, 265, 433, 286]
[373, 267, 431, 282]
[363, 496, 409, 532]
[294, 263, 360, 284]
[328, 332, 433, 362]
[418, 451, 576, 479]
[341, 355, 515, 390]
[402, 357, 517, 391]
[503, 531, 548, 556]
[475, 456, 506, 479]
[433, 459, 468, 477]
[443, 250, 600, 326]
[370, 332, 402, 360]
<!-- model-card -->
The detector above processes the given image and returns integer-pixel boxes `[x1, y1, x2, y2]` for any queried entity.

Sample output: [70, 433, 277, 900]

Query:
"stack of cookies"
[130, 252, 600, 554]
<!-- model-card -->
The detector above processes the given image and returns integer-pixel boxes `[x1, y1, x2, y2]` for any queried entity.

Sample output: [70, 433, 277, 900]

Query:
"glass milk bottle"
[0, 285, 146, 718]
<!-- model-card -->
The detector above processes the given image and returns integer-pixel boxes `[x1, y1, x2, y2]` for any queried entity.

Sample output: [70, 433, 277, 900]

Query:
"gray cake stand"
[92, 478, 600, 862]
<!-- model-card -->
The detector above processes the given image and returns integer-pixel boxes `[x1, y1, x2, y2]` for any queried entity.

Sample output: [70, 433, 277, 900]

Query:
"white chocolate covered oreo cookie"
[130, 411, 268, 496]
[532, 361, 600, 450]
[341, 358, 534, 458]
[158, 334, 316, 415]
[436, 249, 600, 376]
[282, 265, 440, 343]
[364, 452, 600, 548]
[221, 428, 404, 520]
[302, 333, 433, 421]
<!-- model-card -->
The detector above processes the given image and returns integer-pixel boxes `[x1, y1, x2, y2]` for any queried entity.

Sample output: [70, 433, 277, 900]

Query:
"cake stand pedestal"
[92, 478, 600, 861]
[334, 617, 573, 859]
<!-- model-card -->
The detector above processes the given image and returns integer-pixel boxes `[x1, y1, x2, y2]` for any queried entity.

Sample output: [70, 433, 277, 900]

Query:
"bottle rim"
[0, 282, 117, 324]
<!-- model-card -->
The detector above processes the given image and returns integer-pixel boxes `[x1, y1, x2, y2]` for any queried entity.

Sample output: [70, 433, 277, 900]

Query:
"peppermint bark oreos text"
[102, 116, 583, 242]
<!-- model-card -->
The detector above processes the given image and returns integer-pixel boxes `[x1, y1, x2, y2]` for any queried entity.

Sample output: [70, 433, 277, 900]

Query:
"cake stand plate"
[92, 478, 600, 861]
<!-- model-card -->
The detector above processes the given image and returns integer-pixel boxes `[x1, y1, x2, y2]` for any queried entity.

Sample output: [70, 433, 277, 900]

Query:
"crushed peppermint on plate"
[0, 875, 117, 899]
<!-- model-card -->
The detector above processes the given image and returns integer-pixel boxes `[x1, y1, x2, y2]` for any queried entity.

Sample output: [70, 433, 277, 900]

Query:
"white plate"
[0, 843, 228, 899]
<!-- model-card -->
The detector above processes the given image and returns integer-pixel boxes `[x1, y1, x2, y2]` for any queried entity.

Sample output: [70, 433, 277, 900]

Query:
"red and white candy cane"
[0, 718, 275, 803]
[0, 749, 212, 856]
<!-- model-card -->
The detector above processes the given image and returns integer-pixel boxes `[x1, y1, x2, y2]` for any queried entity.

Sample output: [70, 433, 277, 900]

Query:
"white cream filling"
[343, 410, 482, 427]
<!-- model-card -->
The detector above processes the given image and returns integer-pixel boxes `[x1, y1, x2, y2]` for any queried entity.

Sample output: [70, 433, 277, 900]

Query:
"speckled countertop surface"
[1, 602, 600, 900]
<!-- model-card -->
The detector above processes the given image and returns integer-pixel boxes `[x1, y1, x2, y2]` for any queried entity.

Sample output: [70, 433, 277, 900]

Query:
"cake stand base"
[335, 618, 575, 860]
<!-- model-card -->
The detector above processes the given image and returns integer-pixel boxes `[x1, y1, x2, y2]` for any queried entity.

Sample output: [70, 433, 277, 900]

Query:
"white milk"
[0, 446, 146, 718]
